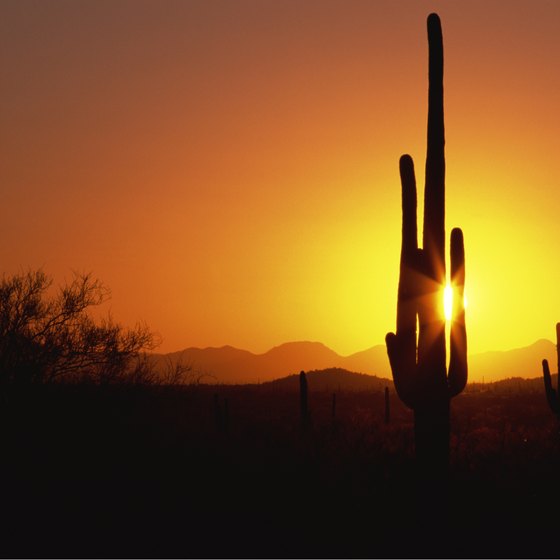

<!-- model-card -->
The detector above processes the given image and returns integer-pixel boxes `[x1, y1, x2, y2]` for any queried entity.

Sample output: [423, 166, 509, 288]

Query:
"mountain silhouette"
[152, 338, 557, 384]
[469, 338, 556, 383]
[154, 341, 388, 384]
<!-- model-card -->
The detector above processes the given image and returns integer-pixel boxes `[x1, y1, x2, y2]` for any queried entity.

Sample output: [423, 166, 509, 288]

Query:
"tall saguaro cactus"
[542, 323, 560, 415]
[385, 14, 467, 477]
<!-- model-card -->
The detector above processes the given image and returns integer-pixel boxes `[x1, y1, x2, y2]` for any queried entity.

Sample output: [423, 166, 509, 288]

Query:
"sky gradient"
[2, 1, 560, 357]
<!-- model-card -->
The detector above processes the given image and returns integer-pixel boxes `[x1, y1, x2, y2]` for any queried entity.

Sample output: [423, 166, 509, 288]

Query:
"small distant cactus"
[300, 370, 309, 427]
[542, 323, 560, 414]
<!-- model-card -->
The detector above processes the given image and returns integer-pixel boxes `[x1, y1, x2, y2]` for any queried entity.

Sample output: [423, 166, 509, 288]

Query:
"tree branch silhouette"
[0, 269, 158, 385]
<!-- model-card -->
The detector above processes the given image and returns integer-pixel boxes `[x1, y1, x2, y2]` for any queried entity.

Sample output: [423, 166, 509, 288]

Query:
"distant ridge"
[152, 338, 557, 384]
[469, 339, 556, 383]
[154, 341, 390, 384]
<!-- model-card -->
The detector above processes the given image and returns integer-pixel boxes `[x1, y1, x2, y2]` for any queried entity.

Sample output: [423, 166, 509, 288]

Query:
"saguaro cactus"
[542, 323, 560, 414]
[299, 370, 309, 427]
[385, 14, 467, 476]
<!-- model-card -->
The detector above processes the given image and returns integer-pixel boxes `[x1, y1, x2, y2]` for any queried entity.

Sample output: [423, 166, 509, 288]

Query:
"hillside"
[265, 367, 390, 392]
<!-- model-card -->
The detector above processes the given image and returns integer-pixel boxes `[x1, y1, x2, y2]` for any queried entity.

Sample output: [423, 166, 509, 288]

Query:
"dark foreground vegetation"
[1, 377, 559, 558]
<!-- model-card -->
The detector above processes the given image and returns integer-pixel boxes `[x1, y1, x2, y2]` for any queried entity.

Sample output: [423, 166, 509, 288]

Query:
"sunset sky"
[2, 1, 560, 358]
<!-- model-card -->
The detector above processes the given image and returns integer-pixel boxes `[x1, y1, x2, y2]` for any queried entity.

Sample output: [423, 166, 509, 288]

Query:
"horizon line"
[156, 336, 557, 357]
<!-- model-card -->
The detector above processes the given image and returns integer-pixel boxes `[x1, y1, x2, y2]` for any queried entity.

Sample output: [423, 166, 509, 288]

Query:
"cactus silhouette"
[385, 14, 467, 478]
[384, 387, 390, 425]
[299, 370, 309, 427]
[542, 323, 560, 414]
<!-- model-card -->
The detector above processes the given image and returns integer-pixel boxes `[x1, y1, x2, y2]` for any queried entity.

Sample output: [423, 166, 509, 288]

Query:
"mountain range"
[153, 338, 558, 385]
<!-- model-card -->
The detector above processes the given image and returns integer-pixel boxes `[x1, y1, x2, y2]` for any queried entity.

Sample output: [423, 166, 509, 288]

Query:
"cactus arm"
[386, 155, 419, 409]
[397, 154, 419, 341]
[399, 154, 418, 273]
[448, 227, 467, 396]
[542, 359, 559, 414]
[386, 333, 416, 409]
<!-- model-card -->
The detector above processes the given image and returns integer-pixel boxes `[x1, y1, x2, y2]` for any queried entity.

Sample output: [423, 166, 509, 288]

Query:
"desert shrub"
[0, 269, 157, 385]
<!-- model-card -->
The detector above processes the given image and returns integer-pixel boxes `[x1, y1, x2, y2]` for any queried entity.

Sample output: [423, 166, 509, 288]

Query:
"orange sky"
[2, 1, 560, 358]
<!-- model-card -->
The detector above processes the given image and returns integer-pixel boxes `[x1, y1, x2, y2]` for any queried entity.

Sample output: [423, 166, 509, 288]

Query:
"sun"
[443, 283, 468, 322]
[444, 284, 453, 321]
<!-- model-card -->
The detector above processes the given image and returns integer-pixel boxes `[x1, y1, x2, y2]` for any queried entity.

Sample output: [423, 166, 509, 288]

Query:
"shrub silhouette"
[542, 323, 560, 414]
[385, 13, 467, 496]
[0, 269, 157, 385]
